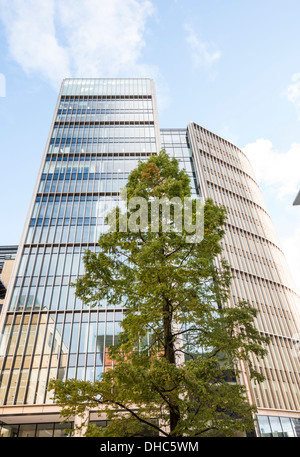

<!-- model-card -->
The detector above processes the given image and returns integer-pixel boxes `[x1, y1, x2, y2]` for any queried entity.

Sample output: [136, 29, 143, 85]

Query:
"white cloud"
[286, 73, 300, 104]
[0, 0, 156, 89]
[243, 138, 300, 292]
[285, 73, 300, 119]
[0, 0, 71, 87]
[56, 0, 154, 78]
[183, 23, 221, 68]
[281, 216, 300, 294]
[243, 138, 300, 199]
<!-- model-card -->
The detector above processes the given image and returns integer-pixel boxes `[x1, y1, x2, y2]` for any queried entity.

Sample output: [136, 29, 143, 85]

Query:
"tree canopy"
[48, 150, 269, 437]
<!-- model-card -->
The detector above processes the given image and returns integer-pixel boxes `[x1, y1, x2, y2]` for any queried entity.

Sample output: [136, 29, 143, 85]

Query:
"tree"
[48, 150, 269, 437]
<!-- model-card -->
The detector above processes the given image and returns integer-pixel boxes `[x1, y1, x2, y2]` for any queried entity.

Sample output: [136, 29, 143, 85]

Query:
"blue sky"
[1, 0, 300, 289]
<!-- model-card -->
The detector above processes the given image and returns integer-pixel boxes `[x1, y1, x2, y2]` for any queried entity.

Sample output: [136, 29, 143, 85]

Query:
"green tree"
[48, 150, 269, 437]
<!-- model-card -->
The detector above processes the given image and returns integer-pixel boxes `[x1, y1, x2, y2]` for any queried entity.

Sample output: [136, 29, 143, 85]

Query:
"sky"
[0, 0, 300, 290]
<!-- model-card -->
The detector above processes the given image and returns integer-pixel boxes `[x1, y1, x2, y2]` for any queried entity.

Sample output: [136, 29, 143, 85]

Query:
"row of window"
[206, 181, 272, 242]
[0, 421, 73, 437]
[231, 269, 297, 337]
[32, 195, 120, 220]
[0, 311, 125, 404]
[25, 222, 108, 247]
[10, 243, 127, 312]
[41, 166, 192, 187]
[2, 414, 299, 437]
[1, 310, 123, 359]
[38, 174, 128, 194]
[43, 157, 144, 175]
[161, 131, 190, 146]
[226, 223, 279, 275]
[16, 245, 95, 283]
[257, 415, 300, 437]
[48, 141, 157, 155]
[61, 79, 153, 96]
[228, 222, 293, 290]
[57, 110, 155, 121]
[58, 108, 153, 115]
[203, 163, 253, 201]
[193, 124, 245, 169]
[200, 147, 262, 206]
[0, 419, 158, 437]
[59, 98, 153, 110]
[52, 124, 156, 140]
[224, 239, 279, 282]
[39, 169, 195, 194]
[228, 234, 297, 310]
[56, 113, 155, 123]
[38, 176, 128, 195]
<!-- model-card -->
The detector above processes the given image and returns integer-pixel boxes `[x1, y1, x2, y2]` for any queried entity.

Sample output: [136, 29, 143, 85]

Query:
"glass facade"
[0, 79, 300, 435]
[0, 421, 73, 437]
[160, 128, 199, 197]
[0, 78, 160, 407]
[257, 415, 300, 437]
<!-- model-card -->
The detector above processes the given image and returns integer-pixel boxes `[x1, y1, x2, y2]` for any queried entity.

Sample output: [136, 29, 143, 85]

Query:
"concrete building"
[0, 79, 300, 437]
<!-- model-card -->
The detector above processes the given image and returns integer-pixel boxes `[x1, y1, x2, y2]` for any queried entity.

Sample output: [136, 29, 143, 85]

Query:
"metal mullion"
[260, 365, 277, 408]
[3, 314, 26, 405]
[267, 284, 287, 336]
[34, 312, 53, 404]
[258, 279, 278, 335]
[275, 338, 298, 410]
[77, 196, 87, 246]
[0, 315, 15, 404]
[44, 313, 62, 402]
[250, 277, 270, 336]
[103, 310, 108, 372]
[268, 337, 290, 410]
[280, 338, 300, 408]
[58, 312, 72, 381]
[89, 312, 97, 382]
[73, 312, 82, 379]
[20, 313, 40, 405]
[276, 286, 296, 335]
[256, 280, 274, 335]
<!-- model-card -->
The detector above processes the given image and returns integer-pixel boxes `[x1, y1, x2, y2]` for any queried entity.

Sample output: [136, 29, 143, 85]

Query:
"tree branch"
[178, 244, 195, 267]
[104, 399, 169, 437]
[194, 426, 218, 436]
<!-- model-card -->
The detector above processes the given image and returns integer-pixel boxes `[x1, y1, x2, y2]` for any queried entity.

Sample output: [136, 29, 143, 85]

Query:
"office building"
[0, 79, 300, 437]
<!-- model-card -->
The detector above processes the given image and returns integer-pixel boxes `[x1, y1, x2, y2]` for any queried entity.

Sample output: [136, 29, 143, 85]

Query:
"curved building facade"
[187, 122, 300, 435]
[0, 79, 300, 437]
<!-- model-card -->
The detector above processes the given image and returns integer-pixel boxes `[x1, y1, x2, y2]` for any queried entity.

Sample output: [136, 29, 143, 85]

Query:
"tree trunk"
[163, 298, 181, 436]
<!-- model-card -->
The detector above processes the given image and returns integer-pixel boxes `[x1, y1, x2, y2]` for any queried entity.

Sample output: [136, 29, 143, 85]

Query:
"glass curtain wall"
[1, 79, 300, 432]
[0, 78, 160, 406]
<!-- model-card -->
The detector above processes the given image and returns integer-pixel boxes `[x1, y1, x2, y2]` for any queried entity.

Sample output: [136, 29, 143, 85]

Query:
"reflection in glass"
[269, 416, 284, 437]
[257, 415, 272, 437]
